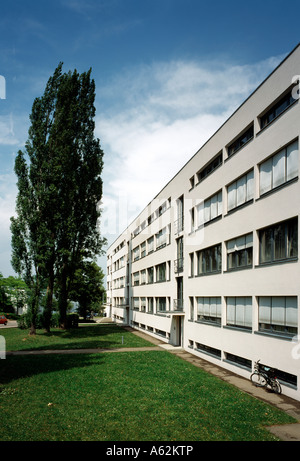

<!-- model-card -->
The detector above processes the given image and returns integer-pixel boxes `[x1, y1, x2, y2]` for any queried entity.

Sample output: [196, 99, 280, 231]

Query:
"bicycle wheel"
[271, 379, 282, 394]
[250, 372, 267, 387]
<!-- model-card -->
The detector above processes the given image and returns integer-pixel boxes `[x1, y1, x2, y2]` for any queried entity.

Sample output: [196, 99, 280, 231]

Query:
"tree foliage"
[10, 63, 106, 333]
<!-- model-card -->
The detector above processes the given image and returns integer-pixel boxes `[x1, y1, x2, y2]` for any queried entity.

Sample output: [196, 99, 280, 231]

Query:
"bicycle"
[250, 360, 282, 394]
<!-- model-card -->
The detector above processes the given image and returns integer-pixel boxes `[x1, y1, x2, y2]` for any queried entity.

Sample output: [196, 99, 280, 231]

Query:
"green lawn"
[1, 323, 152, 351]
[0, 325, 296, 441]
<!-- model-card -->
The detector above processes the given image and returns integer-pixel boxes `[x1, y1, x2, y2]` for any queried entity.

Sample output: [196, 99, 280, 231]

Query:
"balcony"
[174, 216, 184, 235]
[173, 299, 184, 312]
[174, 258, 184, 273]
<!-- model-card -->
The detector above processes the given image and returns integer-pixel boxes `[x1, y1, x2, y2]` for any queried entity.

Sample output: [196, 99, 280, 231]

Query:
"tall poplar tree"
[11, 63, 106, 332]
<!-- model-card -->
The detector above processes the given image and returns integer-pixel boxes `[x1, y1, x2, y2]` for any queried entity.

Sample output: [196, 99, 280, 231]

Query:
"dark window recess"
[228, 125, 254, 157]
[260, 90, 295, 129]
[259, 217, 298, 265]
[197, 152, 222, 183]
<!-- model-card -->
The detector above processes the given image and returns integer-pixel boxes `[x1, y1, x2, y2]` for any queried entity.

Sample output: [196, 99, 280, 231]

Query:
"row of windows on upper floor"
[190, 216, 297, 276]
[109, 138, 298, 272]
[189, 85, 298, 190]
[108, 84, 298, 254]
[107, 216, 298, 288]
[189, 138, 298, 232]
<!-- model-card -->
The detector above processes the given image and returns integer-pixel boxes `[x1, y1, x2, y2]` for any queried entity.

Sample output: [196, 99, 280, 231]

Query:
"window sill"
[195, 320, 221, 328]
[223, 325, 252, 334]
[224, 265, 252, 273]
[254, 330, 295, 341]
[195, 270, 222, 278]
[255, 257, 298, 268]
[225, 199, 253, 216]
[256, 176, 298, 202]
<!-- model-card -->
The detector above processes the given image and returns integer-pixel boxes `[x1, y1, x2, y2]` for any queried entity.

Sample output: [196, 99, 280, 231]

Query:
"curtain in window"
[259, 297, 271, 325]
[286, 297, 298, 328]
[272, 149, 286, 189]
[260, 158, 272, 195]
[287, 141, 298, 181]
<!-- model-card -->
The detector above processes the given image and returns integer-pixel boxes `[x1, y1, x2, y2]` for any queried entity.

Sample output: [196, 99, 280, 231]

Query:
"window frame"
[259, 217, 298, 265]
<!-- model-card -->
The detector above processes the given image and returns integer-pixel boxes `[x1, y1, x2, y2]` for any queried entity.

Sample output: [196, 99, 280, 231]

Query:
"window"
[156, 227, 167, 249]
[140, 270, 146, 285]
[227, 233, 253, 270]
[141, 297, 146, 312]
[198, 190, 222, 225]
[260, 89, 296, 129]
[228, 124, 254, 157]
[147, 267, 154, 284]
[259, 217, 298, 264]
[157, 297, 166, 312]
[226, 297, 252, 330]
[196, 342, 221, 359]
[259, 140, 298, 195]
[258, 296, 297, 336]
[156, 262, 166, 282]
[227, 170, 254, 211]
[133, 246, 139, 261]
[133, 272, 139, 286]
[147, 236, 154, 253]
[225, 353, 251, 370]
[196, 297, 222, 325]
[133, 297, 139, 310]
[140, 242, 146, 258]
[147, 297, 154, 313]
[197, 244, 221, 275]
[196, 151, 222, 183]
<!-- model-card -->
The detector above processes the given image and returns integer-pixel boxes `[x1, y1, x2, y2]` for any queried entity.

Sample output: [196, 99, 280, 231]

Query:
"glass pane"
[286, 297, 298, 327]
[271, 297, 285, 326]
[259, 228, 273, 263]
[236, 175, 246, 206]
[236, 298, 245, 326]
[246, 170, 254, 201]
[274, 223, 286, 260]
[272, 149, 286, 188]
[227, 182, 236, 211]
[287, 141, 298, 181]
[204, 199, 211, 223]
[259, 297, 271, 324]
[227, 252, 236, 270]
[260, 158, 272, 195]
[244, 298, 252, 327]
[287, 218, 298, 258]
[227, 297, 235, 325]
[210, 194, 218, 219]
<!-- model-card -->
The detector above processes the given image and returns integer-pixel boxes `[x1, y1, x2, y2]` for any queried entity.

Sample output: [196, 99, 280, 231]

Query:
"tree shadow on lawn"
[0, 352, 107, 387]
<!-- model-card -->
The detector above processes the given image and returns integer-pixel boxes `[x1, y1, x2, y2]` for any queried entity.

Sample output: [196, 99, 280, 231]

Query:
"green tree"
[11, 62, 106, 333]
[70, 260, 105, 320]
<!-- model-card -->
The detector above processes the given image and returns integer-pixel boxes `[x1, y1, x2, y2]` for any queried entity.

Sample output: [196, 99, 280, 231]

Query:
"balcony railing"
[174, 258, 184, 273]
[174, 299, 184, 311]
[174, 216, 184, 235]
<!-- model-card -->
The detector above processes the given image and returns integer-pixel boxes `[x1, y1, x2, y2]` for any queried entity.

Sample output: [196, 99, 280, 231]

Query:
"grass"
[0, 323, 153, 351]
[0, 325, 296, 441]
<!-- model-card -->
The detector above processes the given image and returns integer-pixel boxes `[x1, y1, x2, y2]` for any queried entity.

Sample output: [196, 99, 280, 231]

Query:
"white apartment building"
[106, 44, 300, 401]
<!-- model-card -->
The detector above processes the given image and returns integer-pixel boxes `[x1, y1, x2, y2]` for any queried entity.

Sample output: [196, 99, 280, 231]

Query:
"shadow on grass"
[0, 352, 106, 386]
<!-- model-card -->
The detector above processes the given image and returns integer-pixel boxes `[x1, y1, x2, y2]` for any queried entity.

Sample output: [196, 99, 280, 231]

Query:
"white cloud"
[96, 55, 283, 242]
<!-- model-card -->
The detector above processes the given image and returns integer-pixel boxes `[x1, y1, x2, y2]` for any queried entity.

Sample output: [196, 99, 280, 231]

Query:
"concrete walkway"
[5, 322, 300, 441]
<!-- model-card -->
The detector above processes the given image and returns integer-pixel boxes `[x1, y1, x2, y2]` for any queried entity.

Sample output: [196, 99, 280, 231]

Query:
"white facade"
[106, 44, 300, 401]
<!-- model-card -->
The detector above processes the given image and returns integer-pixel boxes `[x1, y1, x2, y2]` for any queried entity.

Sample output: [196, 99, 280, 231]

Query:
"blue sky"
[0, 0, 299, 276]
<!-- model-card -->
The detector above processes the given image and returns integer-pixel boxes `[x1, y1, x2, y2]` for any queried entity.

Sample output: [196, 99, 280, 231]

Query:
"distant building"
[106, 44, 300, 401]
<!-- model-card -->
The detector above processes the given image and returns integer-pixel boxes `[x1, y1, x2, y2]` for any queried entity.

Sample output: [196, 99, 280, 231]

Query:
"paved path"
[5, 323, 300, 441]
